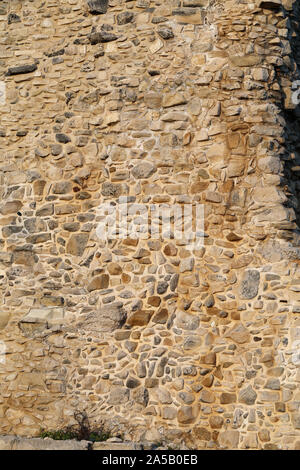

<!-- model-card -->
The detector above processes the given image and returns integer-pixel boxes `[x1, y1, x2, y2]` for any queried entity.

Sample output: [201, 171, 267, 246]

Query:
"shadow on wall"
[277, 2, 300, 239]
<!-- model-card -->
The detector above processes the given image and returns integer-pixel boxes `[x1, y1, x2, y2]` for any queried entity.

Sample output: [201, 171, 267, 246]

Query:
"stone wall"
[0, 0, 299, 450]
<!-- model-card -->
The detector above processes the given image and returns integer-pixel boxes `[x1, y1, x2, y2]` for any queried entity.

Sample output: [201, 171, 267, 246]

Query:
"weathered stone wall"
[0, 0, 299, 449]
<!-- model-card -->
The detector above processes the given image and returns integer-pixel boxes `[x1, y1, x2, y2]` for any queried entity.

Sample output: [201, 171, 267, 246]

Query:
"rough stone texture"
[0, 435, 143, 450]
[0, 435, 91, 451]
[0, 0, 299, 451]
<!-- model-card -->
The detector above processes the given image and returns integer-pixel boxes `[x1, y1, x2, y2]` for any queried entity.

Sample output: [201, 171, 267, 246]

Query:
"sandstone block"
[87, 274, 109, 291]
[219, 430, 240, 449]
[177, 406, 198, 424]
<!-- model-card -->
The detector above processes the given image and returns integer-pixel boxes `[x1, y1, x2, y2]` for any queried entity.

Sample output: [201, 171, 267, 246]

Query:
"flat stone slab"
[0, 436, 144, 450]
[0, 436, 90, 450]
[93, 441, 142, 450]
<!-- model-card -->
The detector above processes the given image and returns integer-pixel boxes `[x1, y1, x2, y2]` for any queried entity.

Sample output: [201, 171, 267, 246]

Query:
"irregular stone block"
[239, 385, 257, 405]
[220, 393, 236, 404]
[162, 93, 187, 108]
[144, 92, 162, 109]
[226, 323, 250, 344]
[101, 182, 122, 197]
[55, 133, 71, 144]
[209, 415, 224, 429]
[24, 218, 47, 233]
[239, 270, 260, 299]
[12, 248, 36, 266]
[219, 430, 240, 448]
[177, 406, 198, 424]
[66, 233, 89, 256]
[87, 274, 109, 291]
[117, 11, 134, 25]
[230, 55, 262, 67]
[108, 387, 130, 405]
[26, 233, 51, 244]
[0, 311, 10, 329]
[132, 162, 156, 179]
[8, 13, 21, 24]
[20, 307, 64, 324]
[87, 0, 108, 15]
[0, 200, 22, 215]
[176, 311, 200, 330]
[157, 26, 174, 40]
[127, 310, 154, 327]
[6, 64, 37, 76]
[0, 436, 90, 450]
[89, 31, 118, 44]
[79, 302, 127, 332]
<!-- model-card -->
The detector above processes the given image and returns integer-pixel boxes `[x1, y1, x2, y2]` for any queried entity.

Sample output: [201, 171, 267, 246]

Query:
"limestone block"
[79, 303, 127, 332]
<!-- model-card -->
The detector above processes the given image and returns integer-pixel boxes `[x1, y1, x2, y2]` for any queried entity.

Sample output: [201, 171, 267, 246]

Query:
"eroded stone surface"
[0, 0, 299, 451]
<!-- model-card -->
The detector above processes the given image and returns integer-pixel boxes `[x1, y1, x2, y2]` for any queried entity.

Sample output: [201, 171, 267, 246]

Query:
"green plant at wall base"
[39, 411, 111, 442]
[39, 428, 111, 442]
[39, 429, 78, 441]
[88, 431, 111, 442]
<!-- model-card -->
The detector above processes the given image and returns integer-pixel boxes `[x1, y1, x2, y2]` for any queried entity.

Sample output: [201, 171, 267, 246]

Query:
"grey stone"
[108, 387, 130, 405]
[52, 181, 72, 194]
[258, 240, 300, 263]
[89, 31, 118, 44]
[66, 233, 89, 256]
[87, 0, 108, 15]
[157, 388, 173, 404]
[265, 379, 280, 390]
[36, 203, 54, 217]
[117, 11, 134, 25]
[55, 133, 71, 144]
[239, 270, 260, 299]
[176, 311, 200, 330]
[8, 13, 21, 24]
[26, 233, 51, 244]
[24, 218, 47, 233]
[180, 258, 194, 273]
[183, 336, 202, 350]
[6, 64, 37, 76]
[132, 387, 149, 406]
[126, 377, 141, 389]
[239, 385, 257, 405]
[101, 182, 122, 197]
[204, 294, 215, 308]
[132, 162, 156, 179]
[0, 436, 90, 450]
[51, 144, 62, 156]
[170, 274, 179, 291]
[157, 281, 168, 294]
[157, 26, 174, 39]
